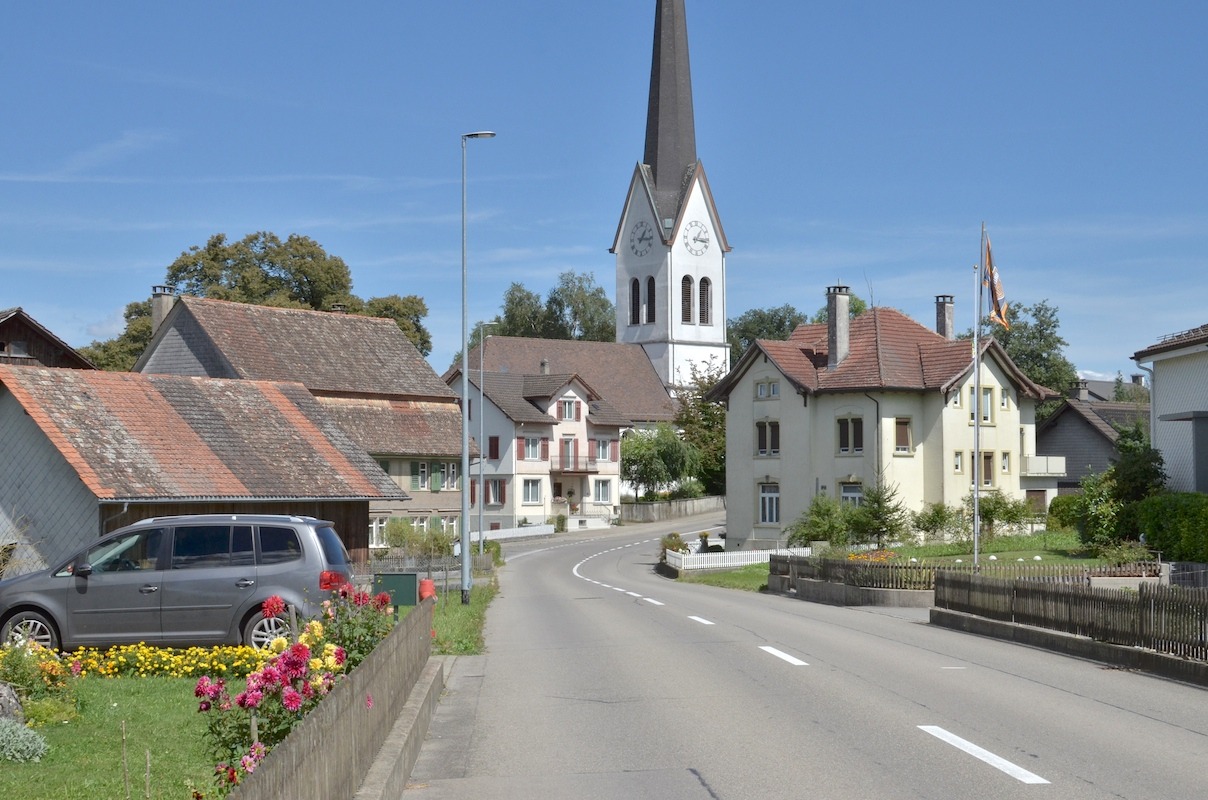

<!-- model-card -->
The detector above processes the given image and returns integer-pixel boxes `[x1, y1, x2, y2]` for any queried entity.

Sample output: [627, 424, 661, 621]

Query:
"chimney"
[330, 303, 347, 313]
[1072, 379, 1090, 401]
[935, 295, 954, 340]
[826, 286, 850, 368]
[151, 285, 177, 335]
[540, 358, 550, 375]
[1131, 373, 1144, 386]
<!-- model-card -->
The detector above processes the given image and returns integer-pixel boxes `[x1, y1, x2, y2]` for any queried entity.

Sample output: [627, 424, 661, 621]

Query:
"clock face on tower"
[682, 220, 710, 256]
[629, 220, 655, 257]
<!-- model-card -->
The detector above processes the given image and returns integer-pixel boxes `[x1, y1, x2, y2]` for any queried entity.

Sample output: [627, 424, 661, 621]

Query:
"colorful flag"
[983, 234, 1009, 329]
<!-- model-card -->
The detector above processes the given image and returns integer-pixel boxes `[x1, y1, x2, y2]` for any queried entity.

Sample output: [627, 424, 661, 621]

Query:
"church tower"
[611, 0, 730, 390]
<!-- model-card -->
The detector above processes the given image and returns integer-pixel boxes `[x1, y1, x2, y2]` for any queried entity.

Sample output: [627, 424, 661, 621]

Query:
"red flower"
[281, 686, 303, 712]
[353, 590, 371, 607]
[373, 592, 391, 611]
[261, 595, 287, 618]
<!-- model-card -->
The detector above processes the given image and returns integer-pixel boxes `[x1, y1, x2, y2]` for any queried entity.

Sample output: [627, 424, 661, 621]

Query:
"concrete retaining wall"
[792, 577, 935, 608]
[229, 598, 436, 800]
[620, 496, 724, 523]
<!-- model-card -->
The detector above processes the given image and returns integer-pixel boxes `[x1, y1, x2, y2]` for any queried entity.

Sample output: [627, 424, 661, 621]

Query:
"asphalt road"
[404, 513, 1208, 799]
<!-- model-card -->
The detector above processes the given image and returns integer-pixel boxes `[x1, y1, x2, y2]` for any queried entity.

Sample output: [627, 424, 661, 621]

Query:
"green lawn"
[0, 676, 211, 800]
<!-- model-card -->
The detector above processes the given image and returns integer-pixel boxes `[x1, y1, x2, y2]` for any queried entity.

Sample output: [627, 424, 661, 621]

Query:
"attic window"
[3, 340, 28, 357]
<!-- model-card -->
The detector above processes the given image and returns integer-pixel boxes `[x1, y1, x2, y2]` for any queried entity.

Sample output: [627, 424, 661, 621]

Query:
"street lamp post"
[477, 322, 495, 555]
[461, 130, 495, 605]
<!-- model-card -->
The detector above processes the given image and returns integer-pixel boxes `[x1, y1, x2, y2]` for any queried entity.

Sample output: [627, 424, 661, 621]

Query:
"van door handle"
[236, 579, 256, 588]
[139, 585, 159, 594]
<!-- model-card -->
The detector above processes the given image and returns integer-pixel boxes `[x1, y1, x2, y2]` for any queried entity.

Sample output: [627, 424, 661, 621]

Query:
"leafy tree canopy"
[673, 358, 728, 496]
[83, 232, 434, 370]
[489, 271, 615, 344]
[962, 299, 1078, 422]
[726, 304, 807, 362]
[808, 294, 868, 324]
[620, 423, 701, 500]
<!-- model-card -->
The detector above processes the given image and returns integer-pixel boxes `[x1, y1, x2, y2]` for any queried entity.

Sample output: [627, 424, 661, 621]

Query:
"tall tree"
[620, 423, 701, 500]
[78, 301, 153, 371]
[85, 232, 434, 370]
[494, 283, 547, 338]
[727, 305, 807, 361]
[492, 270, 615, 342]
[989, 300, 1078, 421]
[166, 232, 352, 310]
[674, 358, 728, 495]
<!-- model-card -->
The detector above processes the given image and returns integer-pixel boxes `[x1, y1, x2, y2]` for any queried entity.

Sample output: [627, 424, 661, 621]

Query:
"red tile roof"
[712, 307, 1053, 401]
[1133, 323, 1208, 362]
[0, 365, 406, 502]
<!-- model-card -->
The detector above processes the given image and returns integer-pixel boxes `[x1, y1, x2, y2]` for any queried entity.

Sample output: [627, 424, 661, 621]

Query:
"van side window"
[231, 525, 255, 566]
[74, 529, 164, 574]
[259, 526, 303, 565]
[172, 526, 232, 569]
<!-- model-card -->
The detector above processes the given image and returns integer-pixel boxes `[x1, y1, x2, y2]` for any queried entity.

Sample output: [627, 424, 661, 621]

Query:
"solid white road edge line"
[918, 725, 1050, 784]
[759, 646, 808, 666]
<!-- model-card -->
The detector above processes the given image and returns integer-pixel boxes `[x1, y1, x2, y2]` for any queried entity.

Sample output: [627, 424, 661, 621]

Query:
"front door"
[66, 528, 165, 646]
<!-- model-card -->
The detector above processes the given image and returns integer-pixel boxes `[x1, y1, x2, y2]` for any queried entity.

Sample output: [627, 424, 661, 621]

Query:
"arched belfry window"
[681, 276, 694, 324]
[646, 277, 657, 324]
[699, 278, 712, 325]
[630, 279, 641, 325]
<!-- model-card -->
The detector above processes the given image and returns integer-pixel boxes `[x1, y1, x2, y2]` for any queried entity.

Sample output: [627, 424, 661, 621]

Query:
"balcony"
[550, 455, 600, 474]
[1021, 455, 1066, 477]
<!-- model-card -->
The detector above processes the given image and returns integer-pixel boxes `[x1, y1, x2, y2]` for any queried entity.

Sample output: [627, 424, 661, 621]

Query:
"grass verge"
[679, 563, 768, 592]
[431, 577, 497, 655]
[0, 676, 210, 800]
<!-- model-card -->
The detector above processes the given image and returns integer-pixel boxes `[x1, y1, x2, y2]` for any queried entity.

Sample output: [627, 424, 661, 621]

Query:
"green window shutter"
[410, 461, 421, 490]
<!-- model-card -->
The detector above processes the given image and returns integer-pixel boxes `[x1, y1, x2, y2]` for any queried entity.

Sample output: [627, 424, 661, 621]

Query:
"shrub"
[1047, 494, 1080, 530]
[963, 489, 1030, 541]
[786, 495, 850, 548]
[670, 479, 705, 499]
[482, 539, 504, 566]
[911, 502, 965, 543]
[0, 718, 48, 763]
[659, 533, 689, 563]
[554, 514, 567, 533]
[1135, 492, 1208, 561]
[0, 641, 74, 701]
[1098, 540, 1153, 566]
[1073, 470, 1121, 548]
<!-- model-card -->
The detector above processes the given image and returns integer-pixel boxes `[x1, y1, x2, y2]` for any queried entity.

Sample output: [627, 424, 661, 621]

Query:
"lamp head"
[462, 131, 497, 140]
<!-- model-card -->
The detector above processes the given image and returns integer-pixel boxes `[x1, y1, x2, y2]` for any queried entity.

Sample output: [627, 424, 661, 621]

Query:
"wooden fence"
[935, 572, 1208, 662]
[769, 555, 1161, 591]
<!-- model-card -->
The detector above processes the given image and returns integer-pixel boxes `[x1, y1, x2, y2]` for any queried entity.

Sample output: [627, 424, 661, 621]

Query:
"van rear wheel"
[242, 612, 292, 650]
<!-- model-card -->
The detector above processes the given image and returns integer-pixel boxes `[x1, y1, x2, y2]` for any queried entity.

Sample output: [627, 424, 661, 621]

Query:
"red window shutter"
[574, 438, 580, 463]
[517, 436, 524, 459]
[470, 480, 476, 506]
[611, 440, 619, 461]
[575, 401, 582, 421]
[489, 436, 499, 460]
[541, 438, 549, 461]
[500, 482, 507, 504]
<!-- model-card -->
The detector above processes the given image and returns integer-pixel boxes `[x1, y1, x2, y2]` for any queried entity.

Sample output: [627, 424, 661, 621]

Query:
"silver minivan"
[0, 514, 352, 651]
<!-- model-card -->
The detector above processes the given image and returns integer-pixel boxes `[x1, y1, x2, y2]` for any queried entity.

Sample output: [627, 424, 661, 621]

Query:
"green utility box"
[372, 572, 418, 616]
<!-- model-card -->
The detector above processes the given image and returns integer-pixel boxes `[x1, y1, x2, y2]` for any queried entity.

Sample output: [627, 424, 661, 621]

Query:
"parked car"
[0, 514, 352, 651]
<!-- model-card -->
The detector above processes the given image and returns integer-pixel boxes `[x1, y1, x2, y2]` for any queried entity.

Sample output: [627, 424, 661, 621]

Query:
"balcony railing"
[550, 456, 600, 473]
[1021, 455, 1066, 477]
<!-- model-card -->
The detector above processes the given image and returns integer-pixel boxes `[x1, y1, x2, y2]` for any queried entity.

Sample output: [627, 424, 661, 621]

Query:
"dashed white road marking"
[918, 726, 1050, 784]
[689, 616, 715, 626]
[643, 598, 665, 606]
[759, 646, 808, 666]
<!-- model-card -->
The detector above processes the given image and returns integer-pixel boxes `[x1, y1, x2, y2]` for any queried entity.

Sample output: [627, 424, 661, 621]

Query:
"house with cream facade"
[447, 367, 630, 532]
[708, 287, 1062, 549]
[1133, 323, 1208, 494]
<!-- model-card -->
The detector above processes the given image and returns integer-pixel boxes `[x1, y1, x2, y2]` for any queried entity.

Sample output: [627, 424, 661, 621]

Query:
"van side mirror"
[74, 562, 93, 578]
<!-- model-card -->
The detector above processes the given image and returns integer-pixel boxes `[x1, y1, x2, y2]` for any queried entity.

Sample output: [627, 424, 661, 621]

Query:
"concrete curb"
[930, 608, 1208, 688]
[355, 658, 446, 800]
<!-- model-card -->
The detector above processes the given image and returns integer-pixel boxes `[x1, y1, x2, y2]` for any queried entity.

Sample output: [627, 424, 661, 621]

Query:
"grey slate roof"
[1037, 399, 1150, 442]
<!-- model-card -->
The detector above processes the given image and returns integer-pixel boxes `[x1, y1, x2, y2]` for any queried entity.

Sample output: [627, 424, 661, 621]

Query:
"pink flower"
[261, 595, 287, 618]
[373, 592, 391, 611]
[281, 687, 303, 712]
[365, 693, 374, 710]
[197, 700, 211, 713]
[353, 590, 371, 607]
[333, 646, 346, 666]
[70, 659, 83, 677]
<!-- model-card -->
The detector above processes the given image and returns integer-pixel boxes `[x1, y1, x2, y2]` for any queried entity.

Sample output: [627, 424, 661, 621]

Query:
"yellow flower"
[270, 637, 289, 654]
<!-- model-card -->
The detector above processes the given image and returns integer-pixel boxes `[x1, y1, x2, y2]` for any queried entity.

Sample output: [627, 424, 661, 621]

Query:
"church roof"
[643, 0, 698, 225]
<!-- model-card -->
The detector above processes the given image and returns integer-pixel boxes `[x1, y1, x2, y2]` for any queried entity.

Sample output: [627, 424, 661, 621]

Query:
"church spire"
[643, 0, 697, 225]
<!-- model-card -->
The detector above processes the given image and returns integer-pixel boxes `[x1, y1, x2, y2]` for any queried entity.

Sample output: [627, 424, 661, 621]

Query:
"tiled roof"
[158, 296, 455, 399]
[464, 370, 632, 429]
[0, 307, 97, 369]
[0, 365, 406, 502]
[455, 337, 677, 423]
[1133, 323, 1208, 361]
[1039, 399, 1150, 442]
[314, 396, 465, 458]
[712, 307, 1054, 401]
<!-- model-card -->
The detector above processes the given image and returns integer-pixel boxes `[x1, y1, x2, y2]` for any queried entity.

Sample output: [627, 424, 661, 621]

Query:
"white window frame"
[840, 483, 865, 507]
[369, 516, 389, 549]
[838, 417, 863, 455]
[523, 478, 542, 504]
[593, 479, 611, 504]
[486, 478, 504, 506]
[524, 437, 540, 460]
[1001, 452, 1011, 474]
[758, 483, 780, 524]
[894, 418, 912, 454]
[440, 461, 459, 491]
[596, 439, 610, 461]
[560, 399, 575, 420]
[953, 451, 963, 473]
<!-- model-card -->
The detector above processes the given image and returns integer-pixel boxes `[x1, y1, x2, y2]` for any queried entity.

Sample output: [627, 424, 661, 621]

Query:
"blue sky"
[4, 1, 1205, 382]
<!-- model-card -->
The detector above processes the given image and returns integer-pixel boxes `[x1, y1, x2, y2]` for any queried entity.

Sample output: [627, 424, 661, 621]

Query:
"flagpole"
[973, 223, 985, 568]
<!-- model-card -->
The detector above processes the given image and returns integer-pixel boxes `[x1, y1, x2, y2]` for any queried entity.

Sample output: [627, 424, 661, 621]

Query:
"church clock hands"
[629, 220, 655, 256]
[682, 220, 710, 255]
